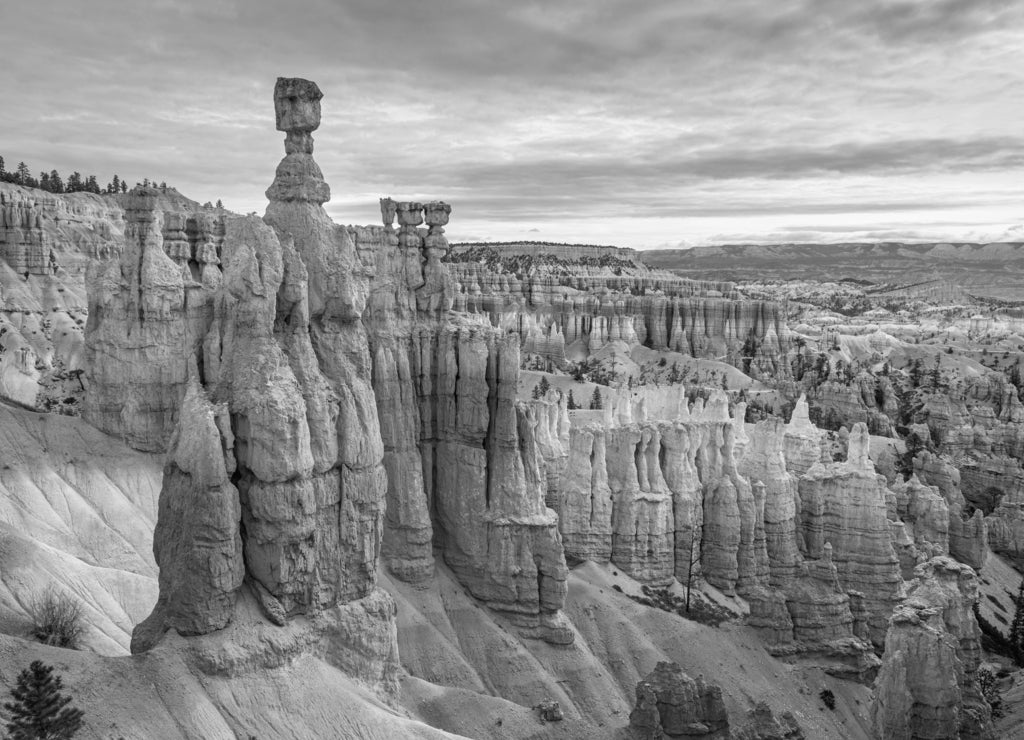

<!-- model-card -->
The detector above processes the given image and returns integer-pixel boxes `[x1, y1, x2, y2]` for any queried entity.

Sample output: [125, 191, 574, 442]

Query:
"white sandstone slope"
[0, 401, 161, 654]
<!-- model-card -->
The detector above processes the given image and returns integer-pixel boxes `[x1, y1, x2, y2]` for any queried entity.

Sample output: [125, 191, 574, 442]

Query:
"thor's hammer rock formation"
[130, 76, 573, 671]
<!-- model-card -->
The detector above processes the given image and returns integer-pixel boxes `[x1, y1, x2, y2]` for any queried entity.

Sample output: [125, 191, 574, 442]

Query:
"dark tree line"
[0, 155, 172, 196]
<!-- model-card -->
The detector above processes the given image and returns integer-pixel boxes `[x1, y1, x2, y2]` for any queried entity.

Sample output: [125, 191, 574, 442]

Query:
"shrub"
[819, 688, 836, 710]
[28, 587, 84, 649]
[976, 667, 1003, 719]
[4, 660, 84, 739]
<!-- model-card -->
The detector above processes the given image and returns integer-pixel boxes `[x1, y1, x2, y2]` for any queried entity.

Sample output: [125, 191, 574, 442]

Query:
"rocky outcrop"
[445, 256, 790, 375]
[130, 80, 397, 696]
[128, 78, 573, 660]
[1, 184, 124, 408]
[82, 189, 217, 450]
[629, 661, 804, 739]
[914, 452, 989, 570]
[131, 366, 243, 650]
[422, 325, 571, 642]
[630, 661, 729, 739]
[806, 373, 898, 437]
[1, 184, 123, 279]
[870, 556, 994, 740]
[798, 423, 903, 646]
[557, 393, 769, 594]
[730, 703, 805, 740]
[913, 376, 1024, 562]
[783, 395, 824, 475]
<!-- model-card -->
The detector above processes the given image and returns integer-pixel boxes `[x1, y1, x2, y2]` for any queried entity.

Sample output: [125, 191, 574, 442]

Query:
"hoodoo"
[4, 72, 1015, 739]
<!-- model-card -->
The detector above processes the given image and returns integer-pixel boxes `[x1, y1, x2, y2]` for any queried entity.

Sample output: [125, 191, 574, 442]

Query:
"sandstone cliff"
[0, 183, 123, 409]
[444, 255, 790, 376]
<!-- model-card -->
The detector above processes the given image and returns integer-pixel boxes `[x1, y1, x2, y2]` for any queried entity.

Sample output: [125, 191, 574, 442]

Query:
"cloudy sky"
[3, 0, 1024, 248]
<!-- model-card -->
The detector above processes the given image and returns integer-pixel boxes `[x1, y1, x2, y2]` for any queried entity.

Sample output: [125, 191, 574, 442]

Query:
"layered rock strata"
[130, 78, 572, 660]
[445, 258, 790, 374]
[870, 556, 994, 740]
[798, 424, 903, 646]
[1, 184, 124, 408]
[83, 189, 220, 450]
[132, 80, 396, 686]
[911, 376, 1022, 562]
[557, 396, 947, 665]
[914, 452, 989, 570]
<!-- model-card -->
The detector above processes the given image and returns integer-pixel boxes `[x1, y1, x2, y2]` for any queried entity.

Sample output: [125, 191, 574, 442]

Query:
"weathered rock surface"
[1, 183, 124, 408]
[783, 395, 824, 476]
[82, 189, 222, 450]
[130, 78, 573, 666]
[914, 452, 989, 570]
[798, 423, 903, 647]
[913, 376, 1023, 563]
[628, 661, 805, 739]
[131, 80, 398, 689]
[870, 556, 994, 740]
[445, 254, 790, 376]
[629, 661, 729, 738]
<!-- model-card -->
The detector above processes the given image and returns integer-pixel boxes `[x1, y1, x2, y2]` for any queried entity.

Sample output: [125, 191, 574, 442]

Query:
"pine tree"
[0, 155, 6, 178]
[1010, 579, 1024, 663]
[110, 174, 120, 194]
[589, 387, 603, 410]
[49, 170, 64, 194]
[216, 198, 223, 209]
[4, 661, 84, 740]
[66, 172, 83, 192]
[567, 389, 577, 410]
[120, 180, 127, 194]
[537, 376, 550, 399]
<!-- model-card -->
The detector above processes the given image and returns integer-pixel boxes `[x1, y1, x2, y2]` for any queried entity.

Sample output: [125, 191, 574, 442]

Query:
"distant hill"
[642, 242, 1024, 301]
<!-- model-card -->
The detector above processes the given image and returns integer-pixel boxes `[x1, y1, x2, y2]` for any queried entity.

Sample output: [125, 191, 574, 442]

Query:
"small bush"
[977, 667, 1003, 719]
[820, 688, 836, 710]
[28, 587, 84, 649]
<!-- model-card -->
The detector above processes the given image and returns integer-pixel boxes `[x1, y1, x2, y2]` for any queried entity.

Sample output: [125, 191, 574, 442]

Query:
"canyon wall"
[444, 259, 790, 374]
[0, 184, 123, 408]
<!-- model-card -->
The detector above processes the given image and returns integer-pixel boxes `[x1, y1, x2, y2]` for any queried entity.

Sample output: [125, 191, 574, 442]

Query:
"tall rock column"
[365, 199, 435, 582]
[871, 556, 994, 740]
[131, 80, 401, 695]
[799, 423, 903, 646]
[261, 77, 387, 608]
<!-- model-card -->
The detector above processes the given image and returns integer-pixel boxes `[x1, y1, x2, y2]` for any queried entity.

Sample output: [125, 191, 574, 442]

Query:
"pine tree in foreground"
[4, 661, 84, 740]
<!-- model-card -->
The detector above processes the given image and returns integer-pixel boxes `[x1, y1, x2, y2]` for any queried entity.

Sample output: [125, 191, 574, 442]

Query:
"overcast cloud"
[2, 0, 1023, 247]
